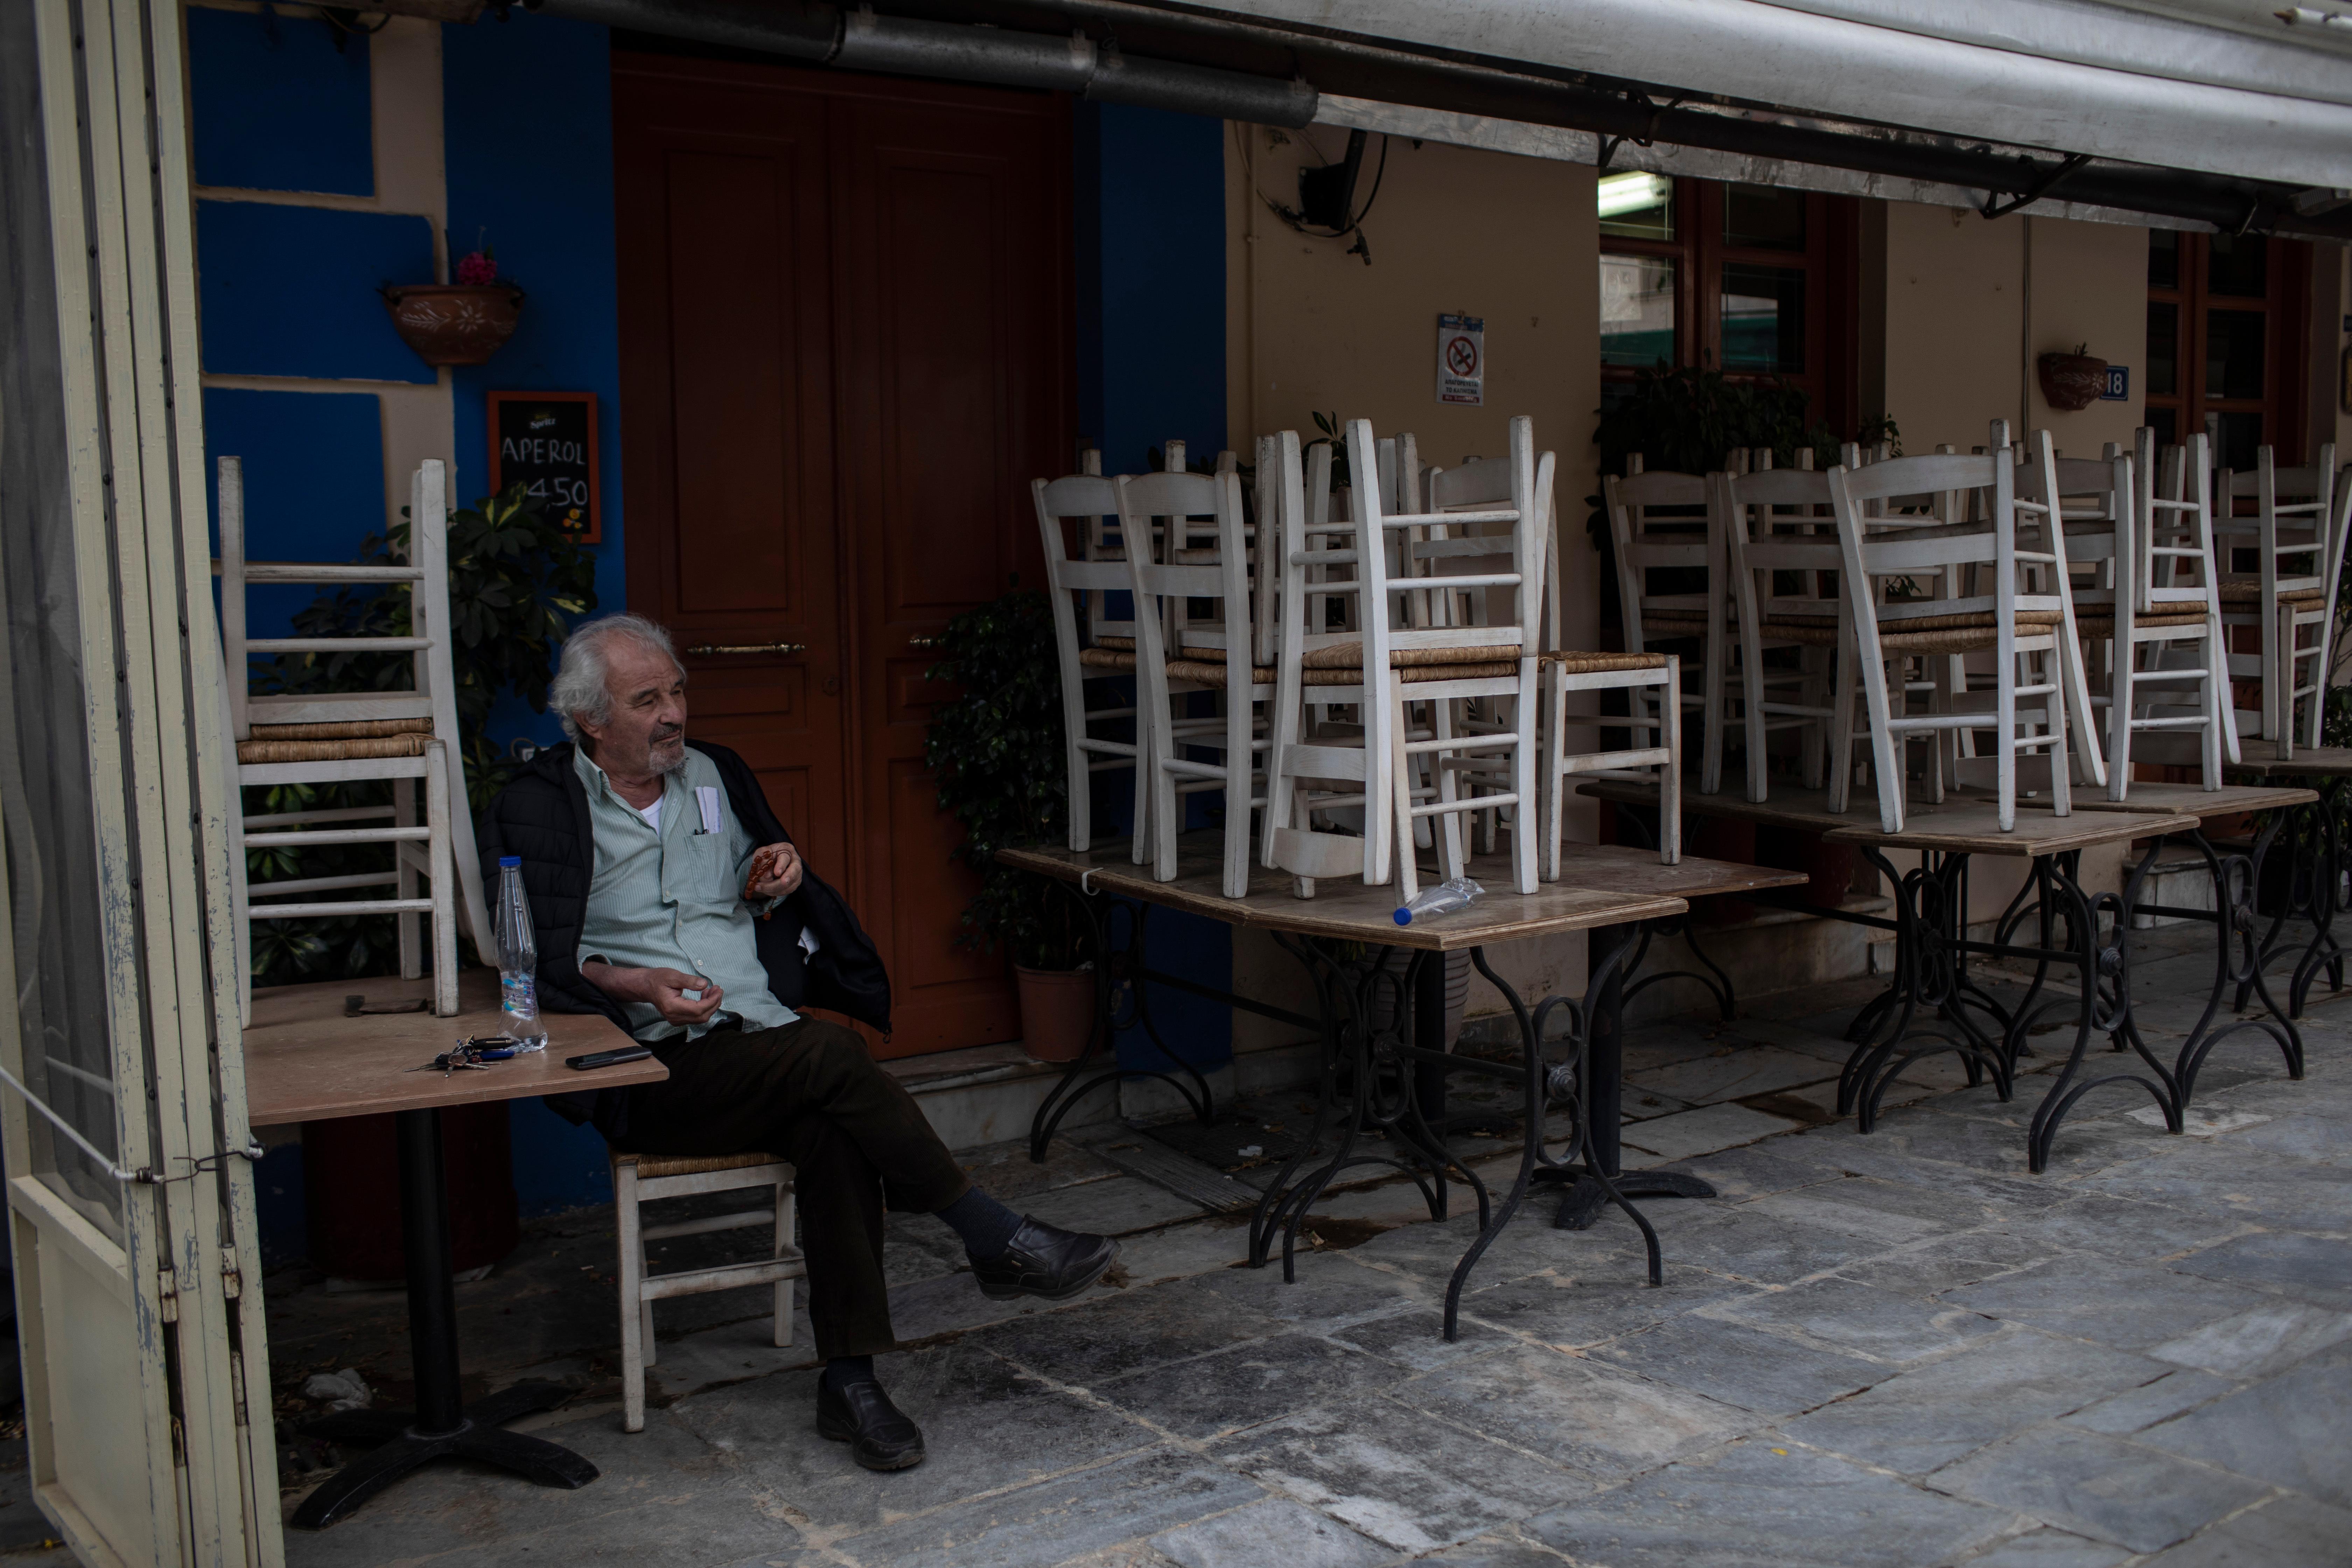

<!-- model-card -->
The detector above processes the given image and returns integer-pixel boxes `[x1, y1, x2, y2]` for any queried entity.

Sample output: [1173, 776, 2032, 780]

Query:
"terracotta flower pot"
[1015, 964, 1098, 1063]
[382, 283, 524, 367]
[2038, 351, 2108, 412]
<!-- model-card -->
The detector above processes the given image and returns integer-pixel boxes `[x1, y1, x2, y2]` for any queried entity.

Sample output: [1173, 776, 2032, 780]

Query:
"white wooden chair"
[1718, 453, 1850, 804]
[1604, 462, 1727, 794]
[2039, 431, 2231, 794]
[2212, 443, 2345, 756]
[1832, 449, 2080, 833]
[611, 1149, 802, 1434]
[1119, 467, 1269, 898]
[1034, 468, 1150, 860]
[218, 457, 488, 1018]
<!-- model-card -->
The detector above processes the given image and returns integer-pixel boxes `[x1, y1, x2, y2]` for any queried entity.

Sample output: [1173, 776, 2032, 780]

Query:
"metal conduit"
[530, 0, 2348, 238]
[532, 0, 1319, 125]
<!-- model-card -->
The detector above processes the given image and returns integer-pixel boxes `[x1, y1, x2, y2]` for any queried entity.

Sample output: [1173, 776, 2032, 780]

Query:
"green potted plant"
[922, 588, 1094, 1060]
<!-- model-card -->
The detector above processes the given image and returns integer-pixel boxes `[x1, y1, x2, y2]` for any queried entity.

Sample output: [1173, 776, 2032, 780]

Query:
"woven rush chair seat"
[2075, 606, 2212, 631]
[1763, 608, 2063, 653]
[617, 1150, 784, 1180]
[236, 716, 435, 764]
[1540, 650, 1670, 674]
[1298, 641, 1523, 668]
[1091, 635, 1136, 650]
[2216, 580, 2326, 605]
[1076, 646, 1139, 672]
[1164, 657, 1521, 687]
[1631, 609, 1713, 633]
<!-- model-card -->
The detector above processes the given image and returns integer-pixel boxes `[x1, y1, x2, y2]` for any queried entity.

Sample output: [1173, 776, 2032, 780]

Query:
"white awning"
[1216, 0, 2352, 189]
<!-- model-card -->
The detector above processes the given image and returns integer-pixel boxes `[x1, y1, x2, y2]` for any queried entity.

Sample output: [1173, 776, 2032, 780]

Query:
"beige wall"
[1875, 203, 2147, 458]
[1224, 125, 1601, 1012]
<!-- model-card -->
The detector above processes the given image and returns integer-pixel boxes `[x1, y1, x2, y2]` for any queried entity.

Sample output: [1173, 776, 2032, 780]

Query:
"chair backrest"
[1603, 467, 1710, 652]
[1718, 464, 1839, 632]
[2216, 444, 2342, 595]
[1417, 440, 1559, 649]
[1350, 415, 1543, 662]
[219, 455, 449, 740]
[1032, 474, 1132, 691]
[1830, 448, 2068, 630]
[1116, 469, 1252, 691]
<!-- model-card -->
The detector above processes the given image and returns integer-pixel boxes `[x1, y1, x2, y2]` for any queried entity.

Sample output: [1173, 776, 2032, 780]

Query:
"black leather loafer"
[815, 1377, 925, 1471]
[969, 1218, 1119, 1301]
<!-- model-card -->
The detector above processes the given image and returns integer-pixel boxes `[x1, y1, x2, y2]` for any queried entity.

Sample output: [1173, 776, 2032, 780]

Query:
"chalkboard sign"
[486, 390, 600, 542]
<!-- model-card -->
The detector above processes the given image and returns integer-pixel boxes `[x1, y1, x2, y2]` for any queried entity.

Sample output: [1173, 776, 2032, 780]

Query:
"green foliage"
[243, 483, 598, 987]
[1592, 364, 1900, 484]
[920, 590, 1084, 971]
[1309, 410, 1352, 489]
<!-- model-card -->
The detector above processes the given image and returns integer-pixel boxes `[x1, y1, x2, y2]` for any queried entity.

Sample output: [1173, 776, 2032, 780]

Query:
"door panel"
[834, 91, 1064, 1055]
[616, 64, 852, 896]
[618, 58, 1068, 1057]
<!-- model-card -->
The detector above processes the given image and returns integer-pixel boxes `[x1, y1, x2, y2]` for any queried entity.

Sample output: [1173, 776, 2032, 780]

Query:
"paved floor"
[254, 925, 2352, 1568]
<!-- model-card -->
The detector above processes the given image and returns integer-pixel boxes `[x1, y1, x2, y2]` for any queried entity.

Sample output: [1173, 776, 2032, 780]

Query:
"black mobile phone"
[566, 1045, 655, 1071]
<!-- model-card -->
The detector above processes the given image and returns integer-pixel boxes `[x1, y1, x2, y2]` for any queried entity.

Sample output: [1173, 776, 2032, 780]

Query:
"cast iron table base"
[293, 1108, 598, 1529]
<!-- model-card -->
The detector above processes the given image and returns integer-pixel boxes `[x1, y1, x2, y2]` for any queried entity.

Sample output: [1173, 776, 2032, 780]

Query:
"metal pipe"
[834, 6, 1096, 90]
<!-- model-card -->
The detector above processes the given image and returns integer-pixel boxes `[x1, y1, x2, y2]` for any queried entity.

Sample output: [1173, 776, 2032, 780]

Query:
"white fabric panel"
[1222, 0, 2352, 188]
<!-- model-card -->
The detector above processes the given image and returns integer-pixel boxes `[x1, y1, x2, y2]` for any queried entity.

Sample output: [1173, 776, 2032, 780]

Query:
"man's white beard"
[650, 734, 689, 774]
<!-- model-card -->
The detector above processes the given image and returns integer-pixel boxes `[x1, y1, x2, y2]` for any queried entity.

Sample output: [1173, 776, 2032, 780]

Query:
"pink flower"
[456, 250, 497, 286]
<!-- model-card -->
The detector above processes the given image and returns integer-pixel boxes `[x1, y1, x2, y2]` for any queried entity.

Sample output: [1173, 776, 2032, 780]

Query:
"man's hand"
[582, 961, 724, 1026]
[744, 842, 804, 901]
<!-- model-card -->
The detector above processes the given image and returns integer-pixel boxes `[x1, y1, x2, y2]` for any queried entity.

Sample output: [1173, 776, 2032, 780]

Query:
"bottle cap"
[1393, 908, 1412, 926]
[499, 855, 521, 867]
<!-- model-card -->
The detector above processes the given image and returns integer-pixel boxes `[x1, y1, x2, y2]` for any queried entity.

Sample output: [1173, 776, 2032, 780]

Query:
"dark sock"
[821, 1355, 876, 1393]
[934, 1186, 1025, 1260]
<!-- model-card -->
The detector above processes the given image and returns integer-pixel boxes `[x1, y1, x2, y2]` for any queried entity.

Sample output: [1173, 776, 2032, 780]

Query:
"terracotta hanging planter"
[381, 283, 525, 367]
[1014, 964, 1099, 1063]
[2037, 346, 2108, 412]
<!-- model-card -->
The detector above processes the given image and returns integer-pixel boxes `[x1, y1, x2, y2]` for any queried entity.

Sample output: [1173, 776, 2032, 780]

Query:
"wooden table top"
[2226, 746, 2352, 780]
[999, 836, 1803, 951]
[244, 969, 663, 1126]
[1579, 778, 1864, 835]
[1996, 782, 2318, 818]
[1825, 802, 2202, 856]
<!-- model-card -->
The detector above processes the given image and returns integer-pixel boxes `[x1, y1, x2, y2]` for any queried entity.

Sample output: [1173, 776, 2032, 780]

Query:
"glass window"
[2210, 410, 2263, 472]
[2146, 301, 2178, 397]
[2206, 309, 2267, 400]
[0, 6, 125, 1236]
[1723, 184, 1806, 251]
[2206, 233, 2268, 299]
[1720, 264, 1806, 372]
[1600, 253, 1676, 367]
[2148, 229, 2179, 291]
[2147, 405, 2177, 449]
[1596, 171, 1673, 241]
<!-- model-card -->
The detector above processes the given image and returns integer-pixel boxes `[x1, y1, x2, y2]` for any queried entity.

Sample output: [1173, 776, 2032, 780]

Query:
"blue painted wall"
[202, 388, 387, 634]
[1077, 102, 1235, 1076]
[187, 6, 372, 196]
[442, 12, 631, 1214]
[196, 202, 439, 383]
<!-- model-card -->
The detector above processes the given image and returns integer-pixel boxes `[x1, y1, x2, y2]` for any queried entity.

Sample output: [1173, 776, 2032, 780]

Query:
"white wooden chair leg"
[1862, 654, 1905, 833]
[395, 776, 420, 979]
[773, 1180, 796, 1348]
[1542, 677, 1567, 883]
[1511, 670, 1538, 894]
[426, 746, 458, 1018]
[617, 1161, 647, 1433]
[1661, 659, 1683, 865]
[2107, 637, 2134, 803]
[1390, 697, 1419, 902]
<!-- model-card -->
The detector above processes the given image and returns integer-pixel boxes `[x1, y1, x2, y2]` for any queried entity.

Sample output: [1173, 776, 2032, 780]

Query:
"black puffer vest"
[478, 740, 892, 1128]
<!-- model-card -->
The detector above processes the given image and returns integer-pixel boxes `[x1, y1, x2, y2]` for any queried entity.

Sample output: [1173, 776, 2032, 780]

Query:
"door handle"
[908, 636, 941, 649]
[686, 642, 807, 657]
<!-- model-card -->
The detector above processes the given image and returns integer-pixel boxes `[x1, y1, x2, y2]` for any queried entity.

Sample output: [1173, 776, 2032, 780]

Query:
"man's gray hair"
[550, 613, 683, 741]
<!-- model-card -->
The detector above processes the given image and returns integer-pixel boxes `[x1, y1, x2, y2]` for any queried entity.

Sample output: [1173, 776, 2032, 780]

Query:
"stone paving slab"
[267, 924, 2352, 1568]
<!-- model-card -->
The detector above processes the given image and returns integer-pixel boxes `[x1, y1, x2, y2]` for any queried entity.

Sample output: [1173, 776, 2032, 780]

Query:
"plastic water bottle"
[1395, 877, 1483, 926]
[494, 856, 547, 1050]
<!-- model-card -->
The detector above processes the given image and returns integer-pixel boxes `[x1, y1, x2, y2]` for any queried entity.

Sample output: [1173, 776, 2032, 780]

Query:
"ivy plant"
[920, 589, 1085, 971]
[243, 482, 597, 986]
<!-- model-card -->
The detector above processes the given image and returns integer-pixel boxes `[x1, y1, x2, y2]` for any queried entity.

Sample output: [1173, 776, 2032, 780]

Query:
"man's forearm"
[580, 959, 644, 1004]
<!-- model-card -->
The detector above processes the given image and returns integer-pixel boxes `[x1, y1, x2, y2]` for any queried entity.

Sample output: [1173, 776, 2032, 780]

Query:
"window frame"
[2144, 230, 2314, 468]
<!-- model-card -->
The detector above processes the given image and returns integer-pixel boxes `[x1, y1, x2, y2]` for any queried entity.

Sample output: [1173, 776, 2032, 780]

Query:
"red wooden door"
[615, 56, 1068, 1057]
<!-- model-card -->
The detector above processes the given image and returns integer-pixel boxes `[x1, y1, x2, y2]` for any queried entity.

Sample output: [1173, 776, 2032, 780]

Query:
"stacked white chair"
[2212, 443, 2346, 757]
[1034, 463, 1151, 860]
[218, 457, 487, 1018]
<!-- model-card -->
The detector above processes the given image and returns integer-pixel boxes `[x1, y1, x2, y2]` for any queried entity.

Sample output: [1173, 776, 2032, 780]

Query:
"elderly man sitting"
[481, 613, 1115, 1471]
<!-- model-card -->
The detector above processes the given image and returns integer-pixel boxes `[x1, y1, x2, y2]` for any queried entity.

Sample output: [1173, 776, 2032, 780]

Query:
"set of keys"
[411, 1036, 523, 1076]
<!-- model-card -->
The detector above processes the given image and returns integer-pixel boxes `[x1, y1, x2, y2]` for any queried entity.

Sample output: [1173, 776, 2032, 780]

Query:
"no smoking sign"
[1438, 313, 1485, 406]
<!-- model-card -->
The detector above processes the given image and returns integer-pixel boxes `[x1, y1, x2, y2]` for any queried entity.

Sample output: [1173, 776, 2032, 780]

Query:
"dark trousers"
[608, 1018, 968, 1360]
